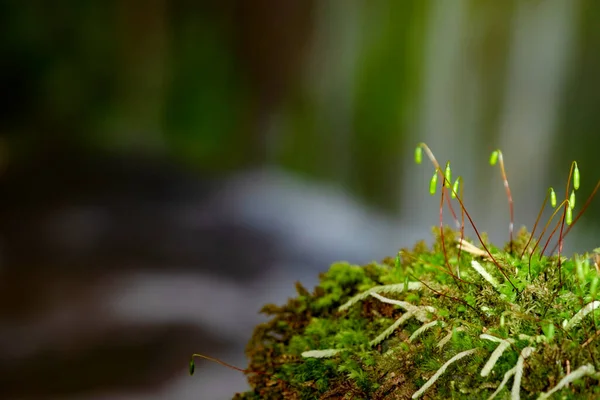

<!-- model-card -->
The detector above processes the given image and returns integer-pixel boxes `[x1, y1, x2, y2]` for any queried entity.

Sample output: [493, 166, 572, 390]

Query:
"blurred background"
[1, 1, 600, 399]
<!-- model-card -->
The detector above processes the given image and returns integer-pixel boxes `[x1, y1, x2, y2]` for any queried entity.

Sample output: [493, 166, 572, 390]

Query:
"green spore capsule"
[429, 171, 438, 195]
[415, 146, 423, 164]
[566, 204, 573, 225]
[451, 178, 461, 199]
[570, 190, 576, 210]
[550, 188, 557, 208]
[189, 359, 195, 376]
[489, 150, 499, 166]
[444, 162, 452, 188]
[573, 162, 580, 190]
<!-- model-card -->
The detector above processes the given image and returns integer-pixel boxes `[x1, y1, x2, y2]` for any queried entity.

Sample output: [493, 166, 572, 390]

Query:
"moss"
[229, 147, 600, 399]
[233, 224, 600, 399]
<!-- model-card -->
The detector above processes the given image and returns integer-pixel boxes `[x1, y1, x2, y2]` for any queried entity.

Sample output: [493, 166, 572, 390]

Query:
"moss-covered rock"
[222, 145, 600, 399]
[234, 226, 600, 399]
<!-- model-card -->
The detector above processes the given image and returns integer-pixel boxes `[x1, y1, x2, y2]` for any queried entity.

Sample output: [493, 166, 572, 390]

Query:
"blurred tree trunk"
[231, 0, 316, 166]
[112, 0, 168, 152]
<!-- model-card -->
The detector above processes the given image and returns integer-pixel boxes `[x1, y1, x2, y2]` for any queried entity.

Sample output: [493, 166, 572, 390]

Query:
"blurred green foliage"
[2, 0, 600, 214]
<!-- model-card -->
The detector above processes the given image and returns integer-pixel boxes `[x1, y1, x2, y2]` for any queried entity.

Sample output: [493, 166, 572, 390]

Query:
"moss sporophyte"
[190, 143, 600, 399]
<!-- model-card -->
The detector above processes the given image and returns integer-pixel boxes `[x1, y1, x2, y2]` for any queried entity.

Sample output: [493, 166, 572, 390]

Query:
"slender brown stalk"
[519, 189, 551, 264]
[528, 199, 570, 271]
[418, 143, 460, 229]
[551, 179, 600, 254]
[491, 151, 515, 253]
[438, 171, 460, 285]
[539, 214, 564, 258]
[447, 179, 518, 292]
[456, 177, 465, 277]
[418, 144, 516, 291]
[556, 162, 579, 286]
[190, 353, 271, 376]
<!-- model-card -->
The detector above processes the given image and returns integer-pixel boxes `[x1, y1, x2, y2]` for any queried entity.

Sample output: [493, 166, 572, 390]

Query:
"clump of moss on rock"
[225, 144, 600, 399]
[234, 227, 600, 399]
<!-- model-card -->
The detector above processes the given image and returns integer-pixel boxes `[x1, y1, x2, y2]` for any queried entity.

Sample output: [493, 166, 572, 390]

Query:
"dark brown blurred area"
[0, 323, 224, 399]
[0, 1, 316, 399]
[232, 0, 315, 163]
[0, 154, 280, 399]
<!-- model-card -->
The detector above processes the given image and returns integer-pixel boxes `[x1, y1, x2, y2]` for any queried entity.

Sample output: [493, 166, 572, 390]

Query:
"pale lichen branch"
[369, 311, 415, 347]
[511, 347, 535, 400]
[537, 364, 598, 400]
[563, 301, 600, 331]
[338, 282, 423, 312]
[369, 292, 435, 322]
[301, 349, 341, 359]
[487, 346, 534, 400]
[409, 320, 445, 343]
[458, 238, 491, 259]
[470, 260, 501, 288]
[411, 348, 477, 399]
[480, 334, 514, 377]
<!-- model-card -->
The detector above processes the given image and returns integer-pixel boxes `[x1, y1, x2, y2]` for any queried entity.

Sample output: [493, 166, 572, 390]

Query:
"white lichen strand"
[437, 330, 453, 349]
[368, 292, 435, 322]
[563, 301, 600, 331]
[437, 328, 462, 349]
[486, 346, 534, 400]
[488, 366, 517, 400]
[515, 333, 549, 345]
[409, 320, 444, 343]
[338, 282, 423, 312]
[479, 335, 514, 377]
[369, 292, 415, 311]
[458, 238, 490, 259]
[537, 364, 597, 400]
[301, 349, 341, 358]
[480, 341, 511, 377]
[369, 311, 415, 347]
[511, 347, 535, 400]
[479, 333, 508, 343]
[411, 348, 477, 399]
[470, 260, 500, 288]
